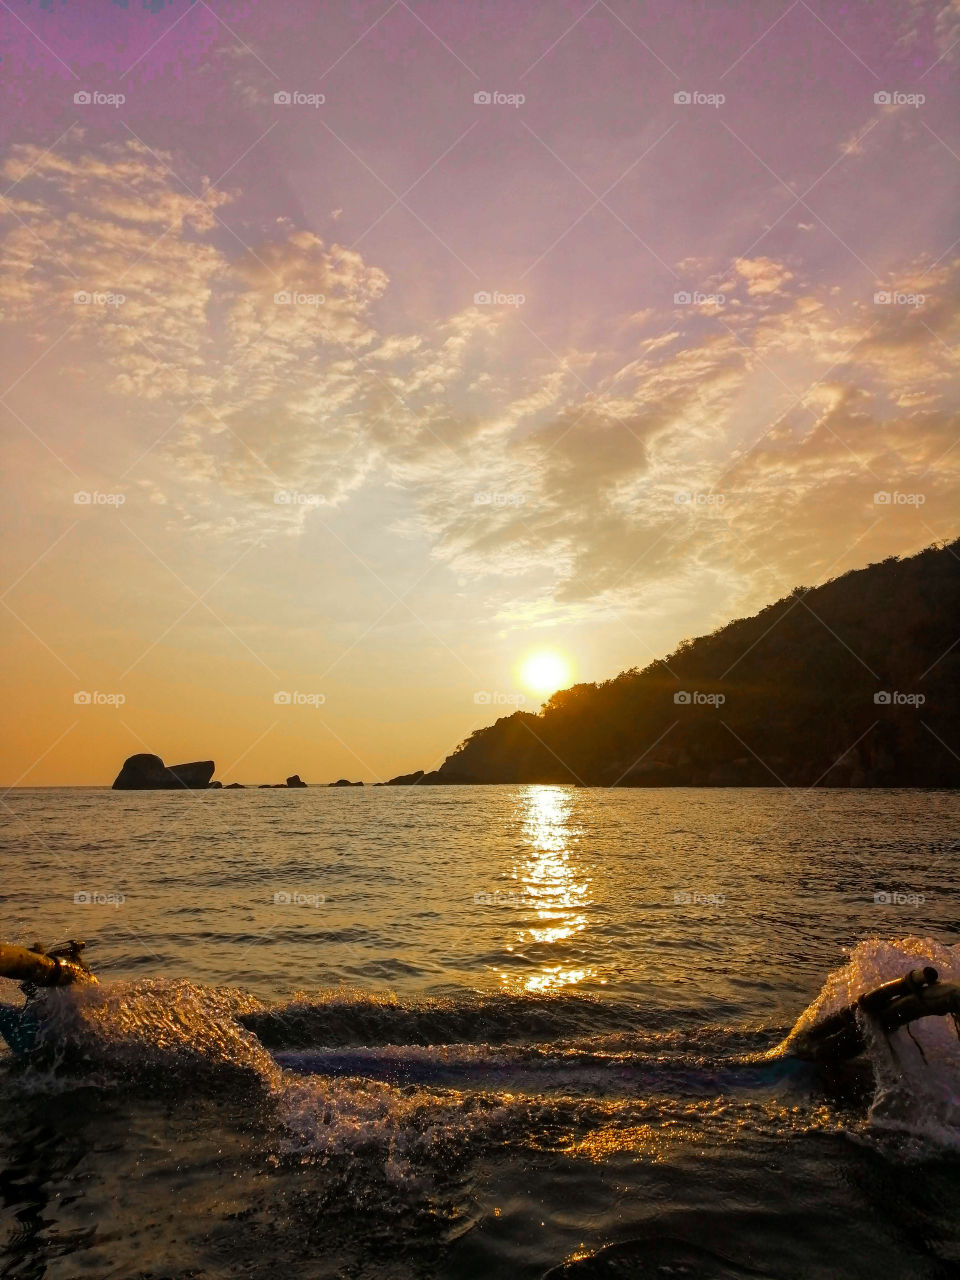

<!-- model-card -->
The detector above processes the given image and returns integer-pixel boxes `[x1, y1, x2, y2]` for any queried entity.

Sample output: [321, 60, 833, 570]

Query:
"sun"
[519, 649, 572, 697]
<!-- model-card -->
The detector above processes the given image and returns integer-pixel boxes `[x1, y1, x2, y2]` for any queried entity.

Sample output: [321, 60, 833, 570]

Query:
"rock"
[386, 770, 425, 786]
[329, 778, 362, 787]
[208, 781, 223, 789]
[285, 774, 308, 788]
[112, 754, 215, 791]
[226, 782, 245, 789]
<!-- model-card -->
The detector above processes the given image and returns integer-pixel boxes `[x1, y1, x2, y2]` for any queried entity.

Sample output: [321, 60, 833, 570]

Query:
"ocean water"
[0, 785, 958, 1279]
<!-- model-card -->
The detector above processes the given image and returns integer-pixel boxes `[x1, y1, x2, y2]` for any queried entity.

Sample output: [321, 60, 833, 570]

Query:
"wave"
[2, 936, 958, 1188]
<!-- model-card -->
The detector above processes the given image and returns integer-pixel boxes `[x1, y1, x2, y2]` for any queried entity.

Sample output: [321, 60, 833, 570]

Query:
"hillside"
[389, 540, 960, 787]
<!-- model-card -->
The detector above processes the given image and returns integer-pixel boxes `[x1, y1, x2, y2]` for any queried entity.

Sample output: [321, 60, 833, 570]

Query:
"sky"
[0, 0, 958, 786]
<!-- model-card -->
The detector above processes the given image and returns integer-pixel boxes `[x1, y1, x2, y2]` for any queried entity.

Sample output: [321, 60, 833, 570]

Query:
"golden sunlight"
[519, 649, 572, 698]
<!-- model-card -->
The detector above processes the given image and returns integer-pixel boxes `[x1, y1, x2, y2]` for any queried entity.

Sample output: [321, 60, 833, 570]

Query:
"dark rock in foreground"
[112, 754, 215, 791]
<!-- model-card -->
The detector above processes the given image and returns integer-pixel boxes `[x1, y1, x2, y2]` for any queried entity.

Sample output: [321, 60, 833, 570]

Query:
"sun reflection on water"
[499, 786, 598, 995]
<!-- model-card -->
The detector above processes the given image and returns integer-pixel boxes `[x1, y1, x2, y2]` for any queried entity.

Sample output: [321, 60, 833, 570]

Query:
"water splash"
[783, 936, 960, 1153]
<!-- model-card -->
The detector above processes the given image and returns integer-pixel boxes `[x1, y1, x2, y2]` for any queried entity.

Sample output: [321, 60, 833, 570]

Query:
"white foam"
[791, 936, 960, 1152]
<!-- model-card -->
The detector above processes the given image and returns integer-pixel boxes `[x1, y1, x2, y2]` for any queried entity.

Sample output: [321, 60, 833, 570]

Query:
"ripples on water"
[0, 786, 958, 1278]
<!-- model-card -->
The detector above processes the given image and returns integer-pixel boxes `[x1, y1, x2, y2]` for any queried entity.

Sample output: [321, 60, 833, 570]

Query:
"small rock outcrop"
[225, 782, 245, 789]
[285, 774, 308, 788]
[329, 778, 363, 787]
[112, 754, 216, 791]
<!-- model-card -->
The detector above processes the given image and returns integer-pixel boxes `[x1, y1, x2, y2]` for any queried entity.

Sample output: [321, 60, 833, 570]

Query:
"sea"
[0, 785, 958, 1279]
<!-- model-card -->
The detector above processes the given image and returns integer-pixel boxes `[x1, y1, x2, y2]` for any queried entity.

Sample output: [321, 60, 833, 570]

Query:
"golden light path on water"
[500, 786, 598, 995]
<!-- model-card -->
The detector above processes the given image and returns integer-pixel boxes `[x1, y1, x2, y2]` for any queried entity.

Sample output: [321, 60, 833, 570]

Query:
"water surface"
[1, 786, 958, 1278]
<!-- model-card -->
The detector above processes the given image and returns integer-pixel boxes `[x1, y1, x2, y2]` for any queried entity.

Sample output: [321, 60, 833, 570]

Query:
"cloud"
[2, 138, 958, 628]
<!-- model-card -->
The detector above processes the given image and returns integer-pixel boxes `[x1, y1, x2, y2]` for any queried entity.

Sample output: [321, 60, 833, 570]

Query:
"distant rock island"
[113, 754, 215, 790]
[387, 539, 960, 788]
[111, 756, 314, 790]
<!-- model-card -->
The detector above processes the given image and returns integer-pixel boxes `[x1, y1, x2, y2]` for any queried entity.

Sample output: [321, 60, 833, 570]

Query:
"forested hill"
[390, 539, 960, 787]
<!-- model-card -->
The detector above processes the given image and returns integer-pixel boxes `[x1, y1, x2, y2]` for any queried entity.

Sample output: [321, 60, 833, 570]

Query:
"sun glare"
[519, 650, 572, 697]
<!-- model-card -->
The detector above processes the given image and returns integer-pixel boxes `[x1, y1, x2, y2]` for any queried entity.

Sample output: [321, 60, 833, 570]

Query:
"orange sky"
[1, 1, 958, 784]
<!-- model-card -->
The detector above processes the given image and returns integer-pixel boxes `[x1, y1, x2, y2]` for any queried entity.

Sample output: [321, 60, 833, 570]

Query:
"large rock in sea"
[112, 754, 216, 790]
[285, 774, 307, 787]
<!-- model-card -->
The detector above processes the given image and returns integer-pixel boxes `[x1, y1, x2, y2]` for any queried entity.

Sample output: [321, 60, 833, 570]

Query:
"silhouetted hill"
[390, 539, 960, 787]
